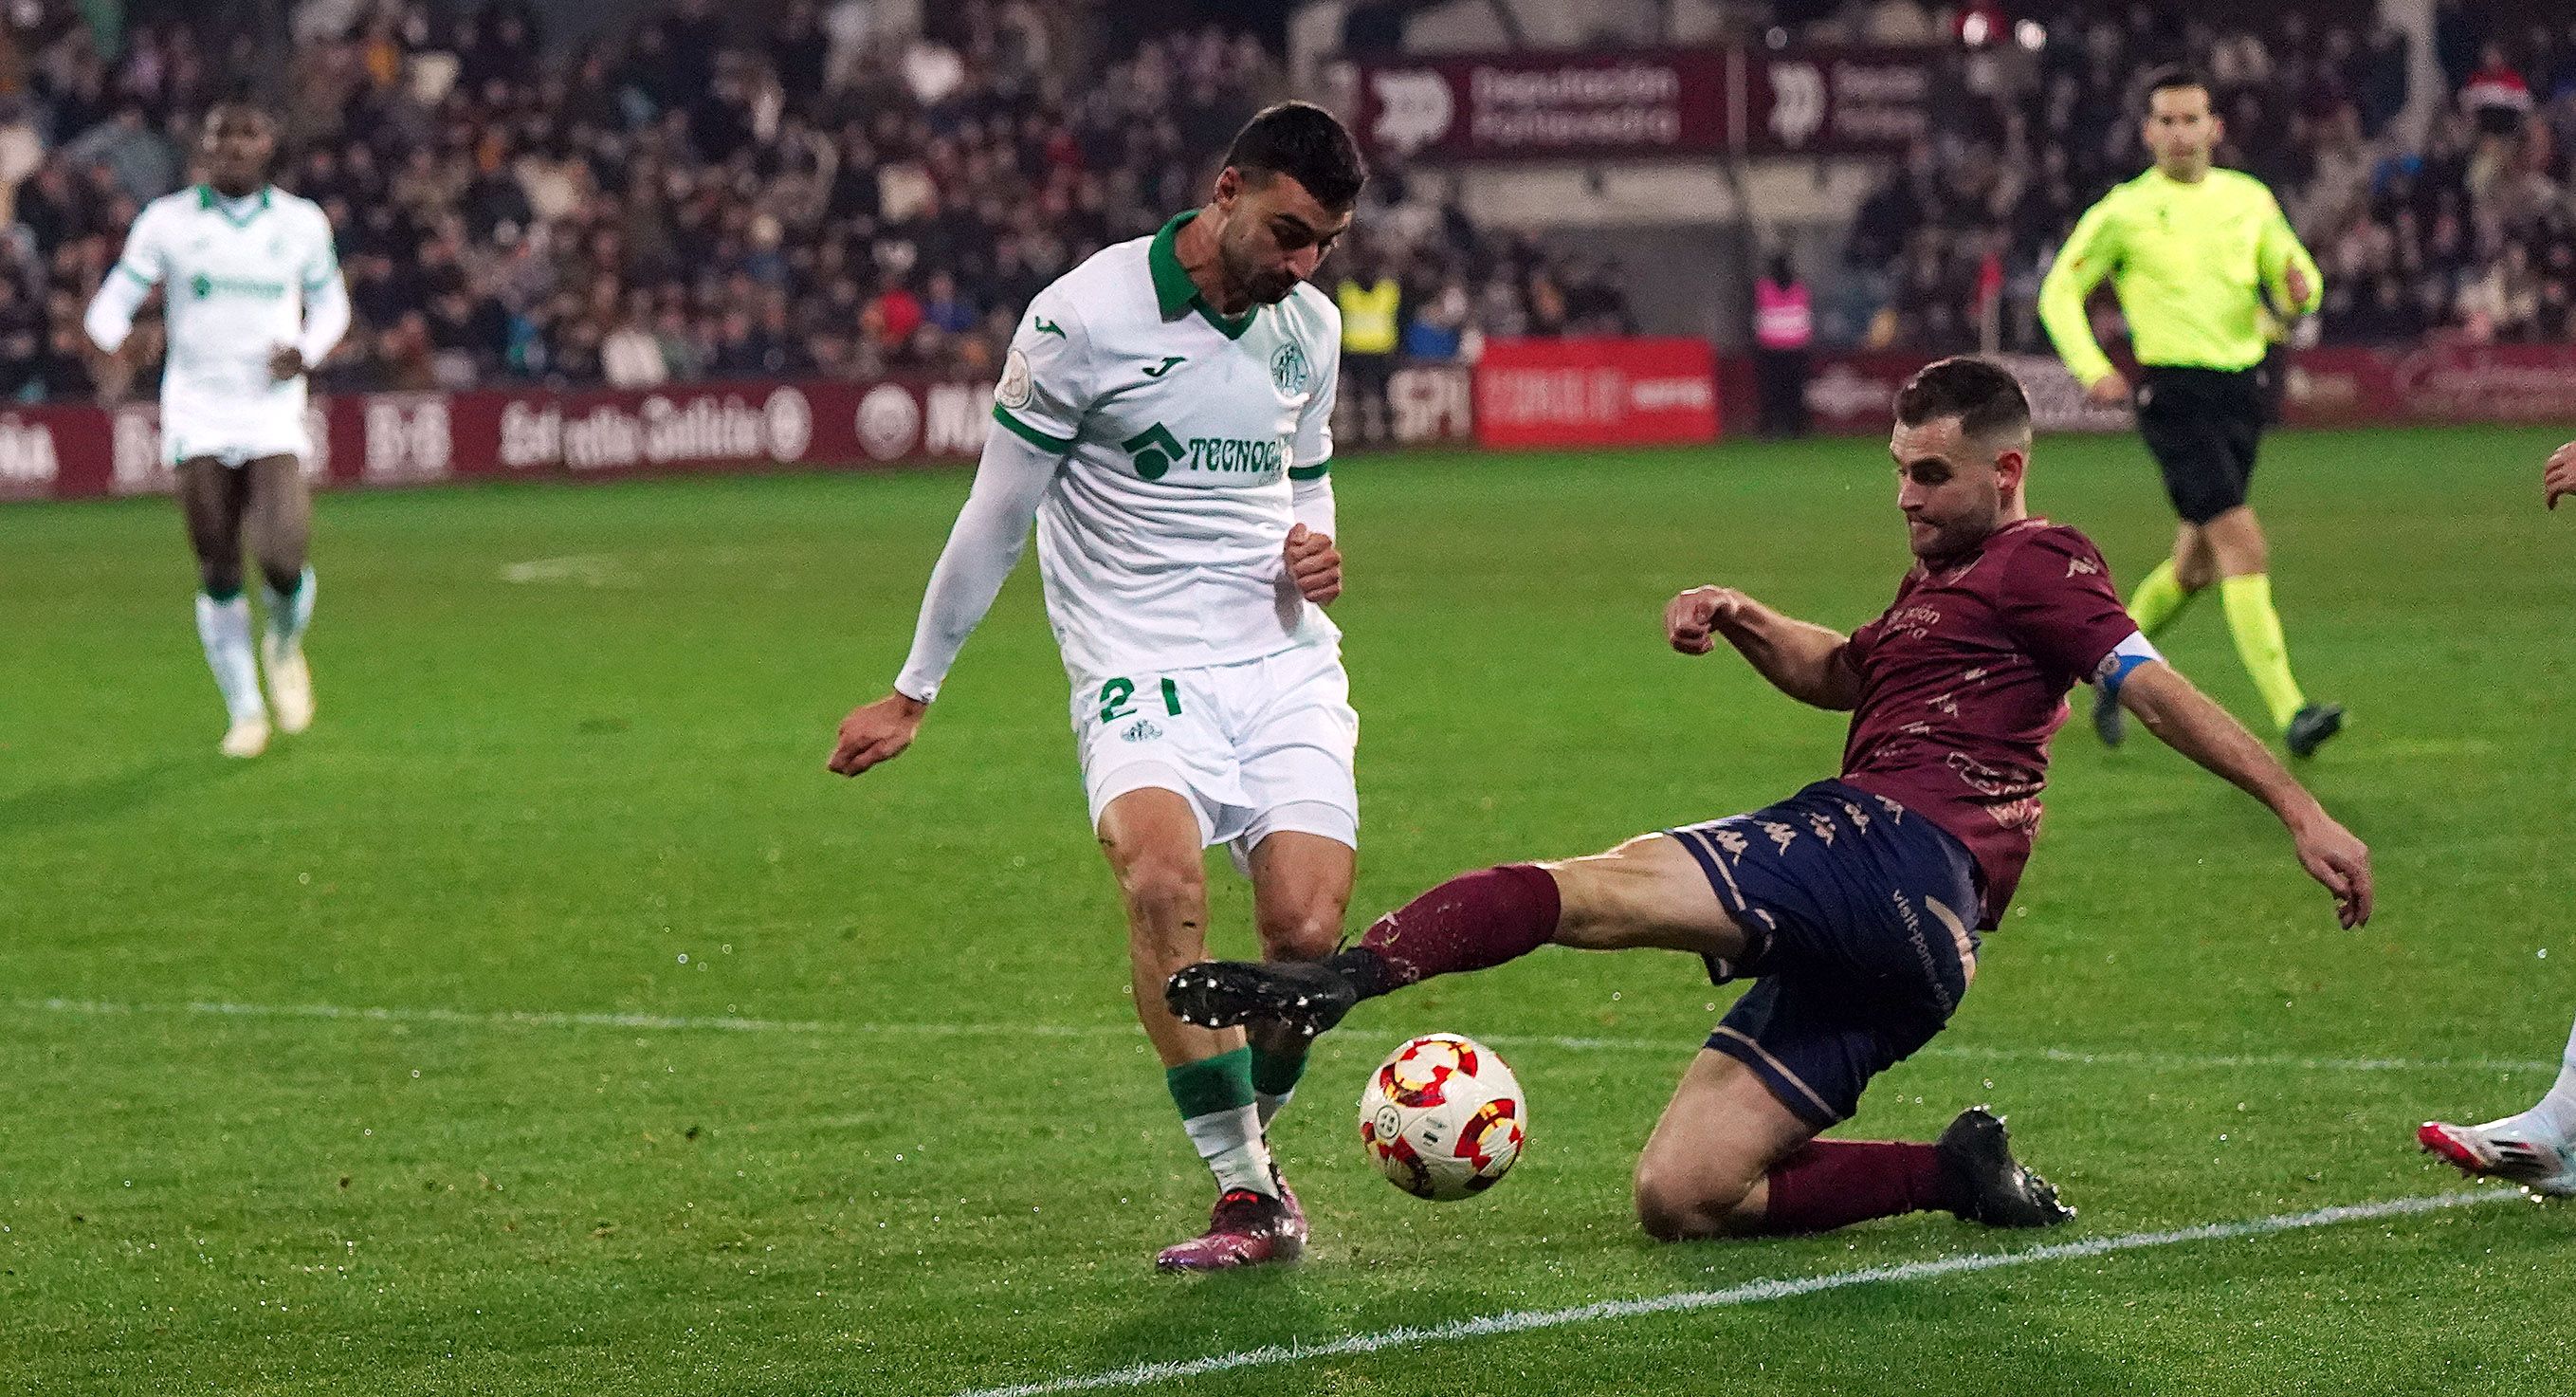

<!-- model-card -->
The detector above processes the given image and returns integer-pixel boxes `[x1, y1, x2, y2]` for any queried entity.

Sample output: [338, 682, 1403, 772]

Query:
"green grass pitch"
[6, 425, 2573, 1394]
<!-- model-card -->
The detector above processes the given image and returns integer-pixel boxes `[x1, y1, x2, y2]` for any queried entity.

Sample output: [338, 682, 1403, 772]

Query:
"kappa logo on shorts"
[1759, 820, 1798, 855]
[1120, 719, 1164, 744]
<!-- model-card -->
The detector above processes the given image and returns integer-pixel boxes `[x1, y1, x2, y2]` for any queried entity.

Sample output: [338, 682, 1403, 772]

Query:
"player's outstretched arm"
[2545, 440, 2575, 510]
[828, 427, 1061, 778]
[2116, 660, 2373, 928]
[1666, 586, 1860, 710]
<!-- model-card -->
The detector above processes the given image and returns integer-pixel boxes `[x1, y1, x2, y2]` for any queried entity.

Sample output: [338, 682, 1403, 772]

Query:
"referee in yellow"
[2041, 67, 2342, 757]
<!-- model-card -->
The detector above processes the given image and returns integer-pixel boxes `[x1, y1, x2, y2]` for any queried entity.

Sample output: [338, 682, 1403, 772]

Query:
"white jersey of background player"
[2418, 442, 2576, 1198]
[830, 103, 1365, 1272]
[84, 103, 350, 759]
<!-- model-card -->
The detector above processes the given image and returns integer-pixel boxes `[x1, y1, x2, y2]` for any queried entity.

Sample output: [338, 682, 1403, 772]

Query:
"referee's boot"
[2092, 684, 2126, 748]
[2285, 702, 2345, 759]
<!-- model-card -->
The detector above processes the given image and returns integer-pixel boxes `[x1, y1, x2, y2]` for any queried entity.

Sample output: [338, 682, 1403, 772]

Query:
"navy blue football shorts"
[1664, 780, 1982, 1129]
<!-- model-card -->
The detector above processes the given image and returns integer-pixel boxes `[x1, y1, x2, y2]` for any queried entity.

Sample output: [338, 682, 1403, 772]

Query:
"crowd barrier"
[9, 339, 2567, 503]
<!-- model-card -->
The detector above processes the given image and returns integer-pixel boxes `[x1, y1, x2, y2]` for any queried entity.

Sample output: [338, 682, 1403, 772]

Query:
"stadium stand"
[0, 0, 1629, 403]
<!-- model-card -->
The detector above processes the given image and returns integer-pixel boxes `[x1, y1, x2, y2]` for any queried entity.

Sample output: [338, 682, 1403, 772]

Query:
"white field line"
[945, 1189, 2515, 1397]
[9, 997, 2557, 1076]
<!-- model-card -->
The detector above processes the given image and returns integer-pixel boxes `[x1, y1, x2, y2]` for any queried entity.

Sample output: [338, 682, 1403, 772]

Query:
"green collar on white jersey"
[1149, 211, 1256, 341]
[196, 184, 274, 229]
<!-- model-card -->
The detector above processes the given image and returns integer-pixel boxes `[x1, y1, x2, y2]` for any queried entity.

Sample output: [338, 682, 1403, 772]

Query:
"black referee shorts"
[2133, 365, 2265, 525]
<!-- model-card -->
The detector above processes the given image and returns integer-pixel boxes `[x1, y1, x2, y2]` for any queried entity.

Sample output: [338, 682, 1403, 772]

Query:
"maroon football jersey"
[1836, 519, 2138, 928]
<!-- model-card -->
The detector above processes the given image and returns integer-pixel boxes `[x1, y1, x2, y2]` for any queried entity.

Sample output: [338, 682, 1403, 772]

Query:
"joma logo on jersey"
[1119, 423, 1285, 480]
[188, 273, 287, 300]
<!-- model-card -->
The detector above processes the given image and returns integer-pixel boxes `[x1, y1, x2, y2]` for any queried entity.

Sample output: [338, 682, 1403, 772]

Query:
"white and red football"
[1357, 1033, 1526, 1202]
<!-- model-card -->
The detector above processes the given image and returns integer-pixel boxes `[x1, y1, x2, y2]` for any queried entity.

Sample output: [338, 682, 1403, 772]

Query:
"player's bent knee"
[1115, 856, 1209, 949]
[1254, 908, 1340, 962]
[1633, 1165, 1756, 1241]
[1117, 856, 1204, 914]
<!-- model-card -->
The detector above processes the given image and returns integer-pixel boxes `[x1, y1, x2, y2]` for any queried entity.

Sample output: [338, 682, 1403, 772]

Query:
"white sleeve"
[1290, 325, 1340, 474]
[83, 267, 150, 353]
[297, 269, 351, 366]
[891, 426, 1064, 703]
[84, 207, 162, 353]
[990, 289, 1095, 452]
[295, 211, 350, 365]
[1291, 471, 1336, 538]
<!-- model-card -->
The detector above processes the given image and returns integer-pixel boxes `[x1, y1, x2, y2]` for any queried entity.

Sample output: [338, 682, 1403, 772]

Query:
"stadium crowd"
[0, 0, 1626, 403]
[1833, 3, 2576, 352]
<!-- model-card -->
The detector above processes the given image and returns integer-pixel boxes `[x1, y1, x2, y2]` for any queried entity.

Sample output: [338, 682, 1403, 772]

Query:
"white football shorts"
[160, 391, 313, 468]
[1071, 640, 1359, 857]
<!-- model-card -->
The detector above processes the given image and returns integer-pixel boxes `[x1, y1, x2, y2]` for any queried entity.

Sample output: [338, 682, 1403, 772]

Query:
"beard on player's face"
[1899, 467, 2007, 560]
[1221, 223, 1303, 305]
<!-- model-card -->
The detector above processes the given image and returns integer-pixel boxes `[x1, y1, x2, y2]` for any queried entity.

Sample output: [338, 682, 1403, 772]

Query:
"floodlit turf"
[5, 425, 2573, 1394]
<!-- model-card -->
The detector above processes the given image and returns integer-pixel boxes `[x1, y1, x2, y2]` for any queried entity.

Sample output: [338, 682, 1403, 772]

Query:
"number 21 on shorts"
[1099, 676, 1183, 724]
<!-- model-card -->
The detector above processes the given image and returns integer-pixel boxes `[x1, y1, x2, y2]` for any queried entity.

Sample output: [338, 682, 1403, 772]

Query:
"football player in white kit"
[84, 102, 351, 759]
[829, 103, 1364, 1270]
[2417, 441, 2576, 1198]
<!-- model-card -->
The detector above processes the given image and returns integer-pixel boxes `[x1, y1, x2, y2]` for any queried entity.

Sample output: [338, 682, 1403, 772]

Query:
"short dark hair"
[1894, 357, 2031, 441]
[1224, 101, 1367, 211]
[2144, 66, 2209, 102]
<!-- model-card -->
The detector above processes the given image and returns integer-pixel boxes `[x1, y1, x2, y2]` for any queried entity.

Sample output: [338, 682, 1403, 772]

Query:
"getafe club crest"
[1270, 342, 1308, 395]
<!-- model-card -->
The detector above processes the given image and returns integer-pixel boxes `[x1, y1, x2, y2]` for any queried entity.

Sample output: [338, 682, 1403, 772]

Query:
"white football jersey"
[992, 211, 1342, 682]
[110, 184, 339, 458]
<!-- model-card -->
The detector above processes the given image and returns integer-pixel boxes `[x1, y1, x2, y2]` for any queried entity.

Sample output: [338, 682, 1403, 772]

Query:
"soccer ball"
[1357, 1033, 1526, 1201]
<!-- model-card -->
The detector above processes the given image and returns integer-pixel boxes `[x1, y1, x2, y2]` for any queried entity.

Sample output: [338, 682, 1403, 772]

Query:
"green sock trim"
[265, 568, 305, 598]
[202, 584, 244, 603]
[1167, 1046, 1255, 1120]
[1251, 1042, 1309, 1096]
[2219, 572, 2307, 730]
[2128, 558, 2198, 639]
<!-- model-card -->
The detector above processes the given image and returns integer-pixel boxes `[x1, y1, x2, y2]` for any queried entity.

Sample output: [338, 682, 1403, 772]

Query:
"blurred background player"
[2039, 68, 2343, 760]
[2416, 440, 2576, 1198]
[83, 102, 350, 759]
[829, 102, 1362, 1272]
[1172, 358, 2371, 1242]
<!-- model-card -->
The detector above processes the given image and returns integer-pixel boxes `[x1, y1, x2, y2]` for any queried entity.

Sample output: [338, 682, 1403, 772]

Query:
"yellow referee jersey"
[2038, 166, 2323, 386]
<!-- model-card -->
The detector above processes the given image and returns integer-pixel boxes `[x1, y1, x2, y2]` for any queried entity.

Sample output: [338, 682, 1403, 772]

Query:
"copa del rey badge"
[997, 348, 1034, 410]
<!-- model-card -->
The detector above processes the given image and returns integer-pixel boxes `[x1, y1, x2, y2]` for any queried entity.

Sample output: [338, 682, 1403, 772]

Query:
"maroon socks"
[1330, 864, 1563, 998]
[1760, 1139, 1951, 1234]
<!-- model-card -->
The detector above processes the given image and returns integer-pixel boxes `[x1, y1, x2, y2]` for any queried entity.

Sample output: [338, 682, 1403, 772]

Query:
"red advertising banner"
[1356, 50, 1732, 161]
[2283, 343, 2576, 427]
[5, 377, 1002, 503]
[1351, 47, 1936, 162]
[1768, 342, 2576, 440]
[1473, 337, 1719, 449]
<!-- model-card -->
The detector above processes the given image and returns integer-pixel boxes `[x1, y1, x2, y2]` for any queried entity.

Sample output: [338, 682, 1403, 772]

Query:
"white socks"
[1181, 1104, 1275, 1196]
[1255, 1088, 1296, 1132]
[2488, 1015, 2576, 1145]
[262, 567, 315, 648]
[194, 593, 265, 724]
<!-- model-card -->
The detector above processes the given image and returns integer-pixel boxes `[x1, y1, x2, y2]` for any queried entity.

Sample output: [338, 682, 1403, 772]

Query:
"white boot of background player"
[2420, 1015, 2576, 1197]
